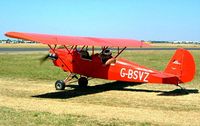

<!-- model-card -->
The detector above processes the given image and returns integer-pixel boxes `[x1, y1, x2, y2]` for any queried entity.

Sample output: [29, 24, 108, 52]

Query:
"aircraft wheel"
[78, 77, 88, 88]
[55, 80, 65, 90]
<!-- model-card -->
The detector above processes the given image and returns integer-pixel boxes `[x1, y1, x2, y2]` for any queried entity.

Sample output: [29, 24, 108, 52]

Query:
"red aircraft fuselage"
[51, 49, 179, 85]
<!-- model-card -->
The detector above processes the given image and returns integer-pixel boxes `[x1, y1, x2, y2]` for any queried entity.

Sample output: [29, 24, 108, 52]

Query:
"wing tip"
[5, 31, 18, 38]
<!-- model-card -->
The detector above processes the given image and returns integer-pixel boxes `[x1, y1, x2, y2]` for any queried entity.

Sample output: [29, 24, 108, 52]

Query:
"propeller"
[40, 54, 50, 64]
[40, 53, 58, 65]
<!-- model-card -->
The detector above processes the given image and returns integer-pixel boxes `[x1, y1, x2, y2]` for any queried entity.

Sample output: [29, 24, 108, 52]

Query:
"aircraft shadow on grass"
[32, 81, 199, 99]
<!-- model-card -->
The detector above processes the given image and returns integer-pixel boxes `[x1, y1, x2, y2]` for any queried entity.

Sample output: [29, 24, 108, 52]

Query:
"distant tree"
[6, 39, 11, 43]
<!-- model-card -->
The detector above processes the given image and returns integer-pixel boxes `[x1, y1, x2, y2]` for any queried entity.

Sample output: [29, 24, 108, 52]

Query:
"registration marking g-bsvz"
[120, 68, 149, 82]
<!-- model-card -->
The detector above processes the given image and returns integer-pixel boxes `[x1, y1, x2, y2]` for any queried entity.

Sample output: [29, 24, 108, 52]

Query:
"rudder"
[164, 48, 195, 83]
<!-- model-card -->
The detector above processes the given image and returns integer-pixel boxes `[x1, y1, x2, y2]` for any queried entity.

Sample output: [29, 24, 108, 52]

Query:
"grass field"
[0, 50, 200, 126]
[150, 43, 200, 48]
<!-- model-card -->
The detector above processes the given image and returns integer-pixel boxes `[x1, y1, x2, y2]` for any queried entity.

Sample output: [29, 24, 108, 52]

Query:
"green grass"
[0, 53, 66, 81]
[0, 107, 153, 126]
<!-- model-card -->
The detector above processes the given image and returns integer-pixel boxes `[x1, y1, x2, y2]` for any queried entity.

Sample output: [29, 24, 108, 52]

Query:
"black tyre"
[78, 77, 88, 88]
[55, 80, 65, 90]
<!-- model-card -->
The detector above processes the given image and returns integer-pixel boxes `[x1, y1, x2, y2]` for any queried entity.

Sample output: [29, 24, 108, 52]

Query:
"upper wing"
[5, 32, 149, 47]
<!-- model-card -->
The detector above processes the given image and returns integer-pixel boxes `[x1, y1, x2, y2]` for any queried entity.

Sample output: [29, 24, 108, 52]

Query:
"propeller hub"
[40, 53, 58, 65]
[48, 53, 58, 60]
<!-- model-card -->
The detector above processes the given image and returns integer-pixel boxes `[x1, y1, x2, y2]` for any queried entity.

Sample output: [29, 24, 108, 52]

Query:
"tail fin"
[164, 48, 195, 83]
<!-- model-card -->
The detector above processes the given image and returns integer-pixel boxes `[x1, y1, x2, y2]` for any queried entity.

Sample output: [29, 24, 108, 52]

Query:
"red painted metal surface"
[5, 32, 149, 47]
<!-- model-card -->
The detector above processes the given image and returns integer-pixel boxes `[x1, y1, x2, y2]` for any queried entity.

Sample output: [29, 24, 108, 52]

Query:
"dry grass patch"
[151, 43, 200, 48]
[0, 78, 200, 126]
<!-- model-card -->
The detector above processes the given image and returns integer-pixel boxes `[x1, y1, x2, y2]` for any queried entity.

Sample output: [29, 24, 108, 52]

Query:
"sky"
[1, 0, 200, 41]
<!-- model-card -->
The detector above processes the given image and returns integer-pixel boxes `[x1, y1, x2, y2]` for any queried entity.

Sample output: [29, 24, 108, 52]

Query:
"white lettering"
[133, 70, 138, 80]
[143, 72, 149, 82]
[120, 68, 126, 77]
[120, 68, 149, 82]
[138, 71, 144, 81]
[128, 69, 133, 79]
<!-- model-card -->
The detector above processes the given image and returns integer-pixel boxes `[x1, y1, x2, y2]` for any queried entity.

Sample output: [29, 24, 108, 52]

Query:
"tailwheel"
[78, 77, 88, 88]
[55, 80, 65, 90]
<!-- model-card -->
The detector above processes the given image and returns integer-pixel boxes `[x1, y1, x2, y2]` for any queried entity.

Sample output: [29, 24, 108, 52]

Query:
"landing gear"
[55, 80, 65, 90]
[54, 73, 89, 90]
[78, 77, 88, 88]
[54, 73, 75, 90]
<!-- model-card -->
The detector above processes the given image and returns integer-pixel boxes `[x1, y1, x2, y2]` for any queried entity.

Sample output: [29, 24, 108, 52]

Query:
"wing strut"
[115, 47, 127, 58]
[63, 45, 70, 53]
[80, 45, 86, 51]
[92, 46, 94, 55]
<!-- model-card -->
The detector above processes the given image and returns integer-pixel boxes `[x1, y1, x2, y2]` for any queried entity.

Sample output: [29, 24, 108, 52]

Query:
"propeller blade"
[40, 54, 49, 65]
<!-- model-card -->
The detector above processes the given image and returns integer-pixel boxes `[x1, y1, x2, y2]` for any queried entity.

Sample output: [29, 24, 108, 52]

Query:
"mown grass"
[0, 52, 66, 81]
[150, 43, 200, 48]
[0, 107, 153, 126]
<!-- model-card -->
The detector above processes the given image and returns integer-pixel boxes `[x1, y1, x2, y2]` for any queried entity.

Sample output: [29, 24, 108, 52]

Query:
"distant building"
[172, 40, 200, 44]
[0, 39, 37, 44]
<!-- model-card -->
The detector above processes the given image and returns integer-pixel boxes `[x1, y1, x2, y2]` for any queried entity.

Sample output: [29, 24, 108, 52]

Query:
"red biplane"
[5, 32, 195, 90]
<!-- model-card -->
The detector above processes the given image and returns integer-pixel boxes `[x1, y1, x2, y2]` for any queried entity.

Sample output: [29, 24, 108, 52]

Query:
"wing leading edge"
[5, 32, 150, 47]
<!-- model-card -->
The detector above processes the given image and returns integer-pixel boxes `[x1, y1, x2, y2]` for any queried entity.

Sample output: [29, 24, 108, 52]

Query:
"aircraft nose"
[48, 53, 58, 60]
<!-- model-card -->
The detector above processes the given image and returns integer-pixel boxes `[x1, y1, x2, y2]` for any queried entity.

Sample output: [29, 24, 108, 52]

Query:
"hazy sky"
[1, 0, 200, 40]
